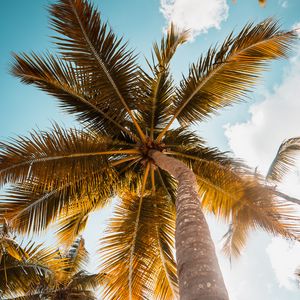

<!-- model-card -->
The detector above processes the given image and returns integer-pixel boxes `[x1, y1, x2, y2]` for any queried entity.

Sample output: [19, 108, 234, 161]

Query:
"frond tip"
[267, 137, 300, 182]
[222, 184, 300, 258]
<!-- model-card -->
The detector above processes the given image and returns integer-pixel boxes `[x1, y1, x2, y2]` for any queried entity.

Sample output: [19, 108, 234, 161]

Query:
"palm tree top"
[0, 0, 299, 298]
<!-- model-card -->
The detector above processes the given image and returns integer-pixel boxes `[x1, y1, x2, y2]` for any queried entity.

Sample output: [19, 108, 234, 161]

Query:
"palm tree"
[0, 0, 299, 298]
[21, 237, 102, 300]
[0, 222, 62, 299]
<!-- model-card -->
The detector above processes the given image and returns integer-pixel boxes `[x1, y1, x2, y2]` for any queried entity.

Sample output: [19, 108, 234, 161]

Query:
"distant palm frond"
[267, 137, 300, 182]
[222, 180, 300, 257]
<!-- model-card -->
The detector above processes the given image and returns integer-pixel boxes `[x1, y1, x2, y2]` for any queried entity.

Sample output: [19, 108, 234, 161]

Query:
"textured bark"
[149, 150, 229, 300]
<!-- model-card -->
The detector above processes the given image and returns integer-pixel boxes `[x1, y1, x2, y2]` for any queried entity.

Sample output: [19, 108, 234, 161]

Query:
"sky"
[1, 0, 300, 299]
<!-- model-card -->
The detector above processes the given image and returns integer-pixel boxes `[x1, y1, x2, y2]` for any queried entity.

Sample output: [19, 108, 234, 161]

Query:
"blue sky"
[1, 1, 300, 299]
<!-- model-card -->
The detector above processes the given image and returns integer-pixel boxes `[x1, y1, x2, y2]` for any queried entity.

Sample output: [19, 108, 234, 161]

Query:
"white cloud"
[279, 0, 288, 8]
[266, 238, 300, 290]
[292, 22, 300, 37]
[160, 0, 229, 40]
[225, 45, 300, 175]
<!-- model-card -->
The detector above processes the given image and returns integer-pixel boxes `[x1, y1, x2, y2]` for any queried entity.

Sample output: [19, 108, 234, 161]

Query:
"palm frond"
[267, 137, 300, 182]
[67, 271, 101, 292]
[0, 233, 27, 262]
[22, 241, 67, 276]
[194, 161, 246, 220]
[0, 125, 124, 188]
[0, 167, 114, 234]
[156, 168, 177, 204]
[163, 137, 300, 258]
[137, 25, 188, 138]
[151, 197, 178, 300]
[1, 294, 42, 300]
[49, 0, 146, 141]
[0, 240, 63, 298]
[98, 190, 177, 300]
[157, 19, 296, 141]
[11, 53, 136, 139]
[25, 238, 100, 300]
[55, 207, 91, 246]
[222, 180, 300, 257]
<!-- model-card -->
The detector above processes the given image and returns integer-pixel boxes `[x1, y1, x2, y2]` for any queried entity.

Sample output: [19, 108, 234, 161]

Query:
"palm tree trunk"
[149, 150, 229, 300]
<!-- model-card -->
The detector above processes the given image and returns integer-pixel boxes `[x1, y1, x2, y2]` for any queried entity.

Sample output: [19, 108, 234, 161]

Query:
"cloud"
[279, 0, 288, 8]
[224, 45, 300, 175]
[292, 22, 300, 37]
[266, 238, 300, 290]
[160, 0, 229, 40]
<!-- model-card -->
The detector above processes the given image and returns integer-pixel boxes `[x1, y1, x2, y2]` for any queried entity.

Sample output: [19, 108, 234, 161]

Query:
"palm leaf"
[0, 230, 27, 262]
[11, 53, 136, 139]
[0, 125, 125, 189]
[162, 128, 249, 219]
[222, 180, 300, 257]
[55, 206, 91, 246]
[22, 241, 67, 277]
[23, 238, 100, 299]
[155, 168, 177, 204]
[98, 190, 177, 300]
[157, 19, 296, 141]
[267, 137, 300, 182]
[151, 197, 178, 300]
[0, 240, 63, 298]
[49, 0, 146, 141]
[67, 271, 101, 293]
[55, 191, 112, 245]
[0, 124, 141, 234]
[0, 169, 114, 234]
[137, 25, 188, 138]
[1, 294, 42, 300]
